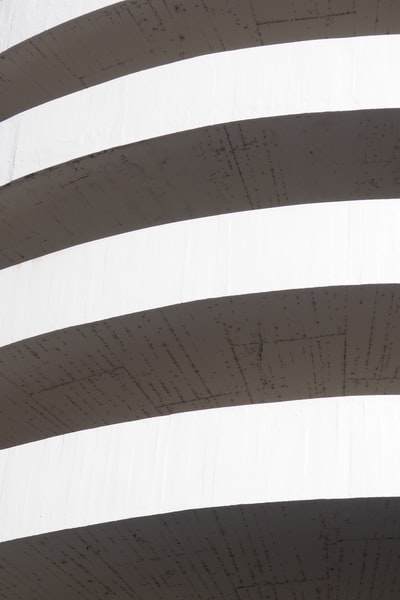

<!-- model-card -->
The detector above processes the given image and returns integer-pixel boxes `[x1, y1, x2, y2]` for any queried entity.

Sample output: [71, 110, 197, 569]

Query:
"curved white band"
[1, 395, 400, 542]
[1, 199, 400, 348]
[1, 35, 400, 185]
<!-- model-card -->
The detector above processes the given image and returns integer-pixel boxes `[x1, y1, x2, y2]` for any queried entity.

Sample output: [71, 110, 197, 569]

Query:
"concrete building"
[1, 1, 400, 597]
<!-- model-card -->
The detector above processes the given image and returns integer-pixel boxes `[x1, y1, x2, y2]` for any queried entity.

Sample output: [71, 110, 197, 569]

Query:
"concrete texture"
[2, 200, 400, 350]
[1, 1, 400, 120]
[2, 2, 400, 598]
[1, 284, 400, 448]
[1, 110, 400, 268]
[3, 36, 400, 187]
[1, 397, 400, 541]
[2, 497, 399, 599]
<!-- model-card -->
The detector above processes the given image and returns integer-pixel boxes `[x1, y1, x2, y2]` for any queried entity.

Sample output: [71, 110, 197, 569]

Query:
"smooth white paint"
[1, 199, 400, 348]
[0, 395, 400, 542]
[1, 35, 400, 185]
[0, 0, 114, 52]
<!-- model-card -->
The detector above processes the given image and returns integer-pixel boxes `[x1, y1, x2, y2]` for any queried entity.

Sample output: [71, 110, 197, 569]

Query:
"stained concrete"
[1, 285, 400, 449]
[1, 498, 400, 599]
[1, 110, 399, 268]
[1, 0, 400, 120]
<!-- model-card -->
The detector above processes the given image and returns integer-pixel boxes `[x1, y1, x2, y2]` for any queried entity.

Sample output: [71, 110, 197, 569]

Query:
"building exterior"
[1, 1, 400, 597]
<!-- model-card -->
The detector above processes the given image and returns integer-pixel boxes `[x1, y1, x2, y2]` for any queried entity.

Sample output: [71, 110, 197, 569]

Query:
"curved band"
[2, 283, 400, 448]
[1, 199, 400, 349]
[1, 396, 400, 542]
[2, 0, 395, 55]
[2, 109, 400, 268]
[1, 2, 398, 120]
[2, 497, 398, 598]
[2, 36, 400, 186]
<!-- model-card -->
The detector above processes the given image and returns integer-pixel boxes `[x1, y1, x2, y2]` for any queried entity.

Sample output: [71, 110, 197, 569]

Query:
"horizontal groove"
[1, 109, 399, 269]
[2, 36, 400, 187]
[1, 1, 399, 119]
[1, 396, 400, 543]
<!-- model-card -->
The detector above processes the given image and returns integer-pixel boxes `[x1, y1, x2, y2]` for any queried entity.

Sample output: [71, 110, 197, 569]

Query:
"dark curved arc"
[1, 498, 400, 598]
[1, 0, 399, 120]
[1, 283, 400, 449]
[1, 109, 400, 269]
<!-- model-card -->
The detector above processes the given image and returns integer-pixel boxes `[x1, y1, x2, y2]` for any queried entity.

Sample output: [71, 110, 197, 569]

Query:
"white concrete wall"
[0, 0, 114, 52]
[1, 35, 400, 186]
[1, 199, 400, 348]
[1, 395, 400, 542]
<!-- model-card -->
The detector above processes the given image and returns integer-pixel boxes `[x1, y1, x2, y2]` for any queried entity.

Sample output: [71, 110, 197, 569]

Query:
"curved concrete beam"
[2, 36, 400, 186]
[1, 283, 400, 448]
[2, 110, 400, 268]
[1, 1, 399, 120]
[1, 396, 400, 543]
[1, 200, 400, 350]
[2, 498, 398, 599]
[1, 0, 395, 55]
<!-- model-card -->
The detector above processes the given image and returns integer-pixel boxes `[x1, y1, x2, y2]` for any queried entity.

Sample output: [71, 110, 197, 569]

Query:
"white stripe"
[1, 35, 400, 185]
[1, 395, 399, 542]
[1, 199, 400, 348]
[0, 0, 113, 52]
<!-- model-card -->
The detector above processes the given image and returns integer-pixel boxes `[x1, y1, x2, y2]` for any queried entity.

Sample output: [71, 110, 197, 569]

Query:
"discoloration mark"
[1, 285, 399, 447]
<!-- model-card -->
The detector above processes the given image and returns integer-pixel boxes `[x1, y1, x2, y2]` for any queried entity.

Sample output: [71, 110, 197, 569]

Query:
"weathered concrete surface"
[2, 200, 400, 350]
[2, 397, 400, 541]
[1, 284, 400, 448]
[1, 110, 399, 268]
[2, 3, 400, 597]
[1, 0, 399, 120]
[3, 36, 400, 188]
[2, 498, 399, 599]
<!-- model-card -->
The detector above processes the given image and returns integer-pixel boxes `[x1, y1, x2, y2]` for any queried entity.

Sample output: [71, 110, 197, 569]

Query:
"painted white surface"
[1, 199, 400, 349]
[1, 35, 400, 186]
[0, 395, 400, 542]
[0, 0, 113, 52]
